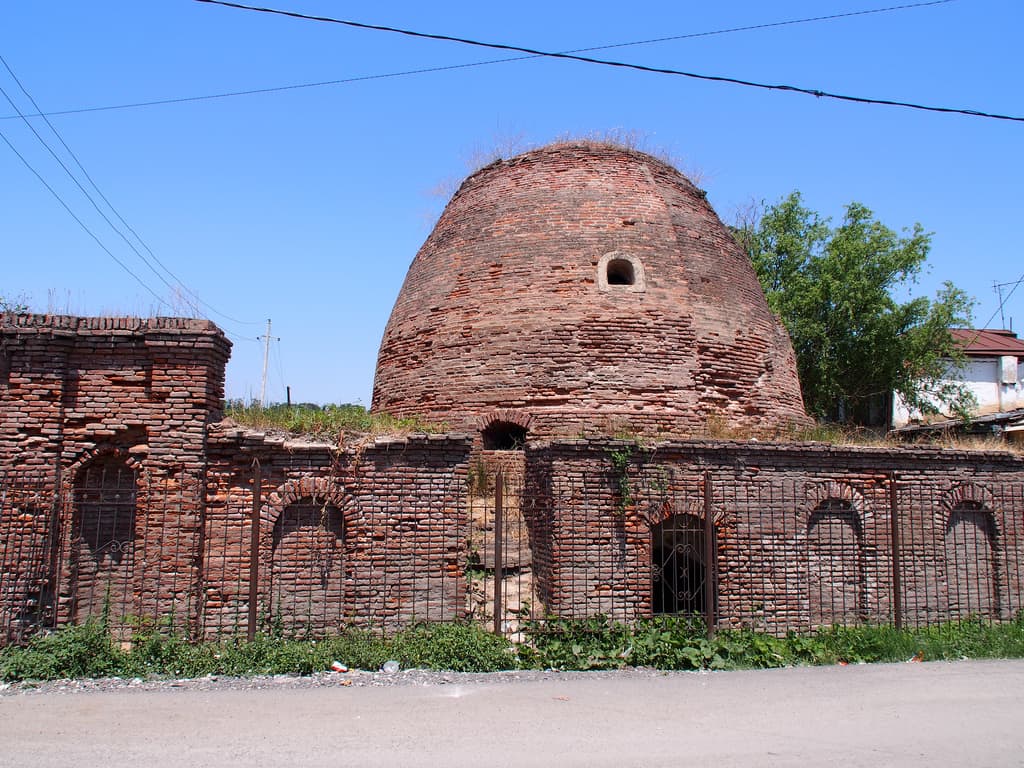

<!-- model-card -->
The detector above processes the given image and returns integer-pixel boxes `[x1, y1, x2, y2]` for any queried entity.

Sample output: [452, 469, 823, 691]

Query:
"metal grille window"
[652, 513, 709, 615]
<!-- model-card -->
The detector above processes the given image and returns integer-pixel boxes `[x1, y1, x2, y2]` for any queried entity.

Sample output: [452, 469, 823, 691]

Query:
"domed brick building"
[372, 142, 809, 445]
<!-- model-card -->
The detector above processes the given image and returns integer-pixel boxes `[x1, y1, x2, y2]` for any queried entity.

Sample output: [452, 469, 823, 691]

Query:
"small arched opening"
[481, 421, 528, 451]
[606, 258, 636, 286]
[651, 513, 709, 615]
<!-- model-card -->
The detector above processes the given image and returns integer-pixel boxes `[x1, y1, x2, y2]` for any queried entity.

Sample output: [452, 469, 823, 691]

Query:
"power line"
[0, 54, 262, 328]
[0, 127, 170, 308]
[0, 79, 189, 310]
[2, 1, 961, 121]
[195, 0, 1023, 123]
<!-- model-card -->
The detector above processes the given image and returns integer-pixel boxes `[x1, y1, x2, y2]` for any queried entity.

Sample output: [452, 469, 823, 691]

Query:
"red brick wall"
[524, 439, 1024, 632]
[373, 142, 810, 440]
[0, 314, 230, 637]
[0, 314, 473, 641]
[201, 427, 470, 638]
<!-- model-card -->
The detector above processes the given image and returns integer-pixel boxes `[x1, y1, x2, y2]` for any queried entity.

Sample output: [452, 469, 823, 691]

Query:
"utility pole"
[258, 319, 272, 408]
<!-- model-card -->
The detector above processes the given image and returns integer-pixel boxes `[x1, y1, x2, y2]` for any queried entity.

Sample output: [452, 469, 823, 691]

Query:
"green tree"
[735, 192, 974, 425]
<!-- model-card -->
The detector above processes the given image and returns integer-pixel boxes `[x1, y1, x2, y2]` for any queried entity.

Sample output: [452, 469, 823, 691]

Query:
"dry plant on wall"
[551, 128, 709, 187]
[425, 128, 709, 218]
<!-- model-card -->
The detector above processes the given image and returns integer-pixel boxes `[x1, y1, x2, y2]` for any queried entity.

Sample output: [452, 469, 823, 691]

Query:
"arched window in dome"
[606, 259, 635, 285]
[597, 252, 645, 292]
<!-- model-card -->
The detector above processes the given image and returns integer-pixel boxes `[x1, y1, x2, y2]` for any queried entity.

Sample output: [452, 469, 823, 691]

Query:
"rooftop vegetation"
[223, 400, 446, 443]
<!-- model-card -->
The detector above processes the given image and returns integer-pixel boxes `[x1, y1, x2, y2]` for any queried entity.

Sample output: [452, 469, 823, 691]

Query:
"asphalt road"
[2, 660, 1022, 767]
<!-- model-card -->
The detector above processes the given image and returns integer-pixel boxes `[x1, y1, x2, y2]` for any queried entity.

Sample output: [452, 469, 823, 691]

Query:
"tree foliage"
[735, 192, 974, 425]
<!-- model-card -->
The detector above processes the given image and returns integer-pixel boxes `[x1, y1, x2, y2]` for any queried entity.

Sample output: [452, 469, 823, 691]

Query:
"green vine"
[607, 445, 634, 515]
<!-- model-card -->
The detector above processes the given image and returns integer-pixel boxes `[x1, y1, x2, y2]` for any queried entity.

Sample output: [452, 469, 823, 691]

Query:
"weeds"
[518, 614, 1024, 671]
[223, 401, 445, 443]
[607, 446, 634, 515]
[2, 616, 1022, 681]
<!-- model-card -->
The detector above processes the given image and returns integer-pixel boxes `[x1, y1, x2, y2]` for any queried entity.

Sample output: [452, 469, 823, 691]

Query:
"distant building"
[892, 328, 1024, 438]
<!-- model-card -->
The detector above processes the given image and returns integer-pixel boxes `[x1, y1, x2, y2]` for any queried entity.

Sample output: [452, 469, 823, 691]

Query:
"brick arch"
[475, 409, 533, 433]
[802, 481, 871, 532]
[940, 482, 1002, 619]
[801, 481, 870, 627]
[64, 445, 144, 629]
[261, 476, 349, 528]
[645, 497, 727, 527]
[65, 445, 146, 490]
[940, 483, 1000, 537]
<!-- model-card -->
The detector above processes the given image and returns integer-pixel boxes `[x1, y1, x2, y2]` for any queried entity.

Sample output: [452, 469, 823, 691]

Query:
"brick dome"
[372, 142, 809, 440]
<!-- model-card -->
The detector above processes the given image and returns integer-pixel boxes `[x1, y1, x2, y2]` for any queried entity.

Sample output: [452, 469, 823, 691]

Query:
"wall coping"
[1, 313, 229, 344]
[527, 437, 1024, 468]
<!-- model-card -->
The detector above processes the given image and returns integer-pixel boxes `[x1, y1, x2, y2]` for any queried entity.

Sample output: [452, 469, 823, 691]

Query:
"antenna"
[995, 281, 1006, 328]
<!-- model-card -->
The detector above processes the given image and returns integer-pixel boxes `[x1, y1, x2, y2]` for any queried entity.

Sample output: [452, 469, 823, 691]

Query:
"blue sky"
[2, 0, 1021, 405]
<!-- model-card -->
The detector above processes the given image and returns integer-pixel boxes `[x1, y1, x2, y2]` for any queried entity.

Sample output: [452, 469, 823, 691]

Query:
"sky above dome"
[2, 1, 1021, 406]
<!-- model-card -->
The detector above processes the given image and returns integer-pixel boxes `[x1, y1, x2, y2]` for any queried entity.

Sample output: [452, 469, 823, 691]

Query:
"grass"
[2, 615, 1023, 682]
[561, 417, 1023, 455]
[0, 622, 512, 681]
[223, 400, 445, 443]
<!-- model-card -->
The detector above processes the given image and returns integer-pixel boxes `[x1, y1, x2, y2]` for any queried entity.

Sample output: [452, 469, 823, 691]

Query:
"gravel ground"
[0, 665, 683, 696]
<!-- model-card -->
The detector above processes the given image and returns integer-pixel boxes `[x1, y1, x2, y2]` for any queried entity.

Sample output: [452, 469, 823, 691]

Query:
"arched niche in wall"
[262, 477, 348, 637]
[943, 499, 1000, 620]
[806, 498, 865, 627]
[70, 452, 139, 627]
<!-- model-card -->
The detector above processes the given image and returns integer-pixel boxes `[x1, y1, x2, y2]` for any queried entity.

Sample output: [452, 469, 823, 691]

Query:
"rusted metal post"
[493, 467, 504, 636]
[888, 471, 903, 630]
[703, 470, 716, 639]
[247, 458, 262, 642]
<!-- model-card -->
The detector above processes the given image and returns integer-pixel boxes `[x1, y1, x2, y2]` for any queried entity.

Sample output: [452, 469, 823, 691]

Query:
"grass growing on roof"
[224, 400, 445, 441]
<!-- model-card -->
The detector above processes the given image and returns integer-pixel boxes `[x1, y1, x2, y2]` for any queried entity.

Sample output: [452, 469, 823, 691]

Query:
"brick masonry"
[372, 142, 811, 441]
[0, 313, 470, 641]
[3, 310, 1023, 639]
[524, 439, 1024, 632]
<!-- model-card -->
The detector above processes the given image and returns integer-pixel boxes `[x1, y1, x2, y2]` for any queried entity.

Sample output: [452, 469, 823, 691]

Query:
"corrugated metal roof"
[951, 328, 1024, 356]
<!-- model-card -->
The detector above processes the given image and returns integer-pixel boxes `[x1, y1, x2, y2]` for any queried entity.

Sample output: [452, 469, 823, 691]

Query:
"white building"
[893, 328, 1024, 434]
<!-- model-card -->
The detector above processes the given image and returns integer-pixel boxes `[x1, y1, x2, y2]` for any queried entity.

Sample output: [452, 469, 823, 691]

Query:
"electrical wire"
[971, 272, 1024, 338]
[0, 127, 170, 309]
[0, 81, 191, 308]
[195, 0, 1023, 123]
[1, 0, 963, 121]
[0, 54, 262, 328]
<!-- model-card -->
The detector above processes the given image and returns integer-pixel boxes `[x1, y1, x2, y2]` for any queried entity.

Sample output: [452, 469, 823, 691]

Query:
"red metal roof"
[951, 328, 1024, 355]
